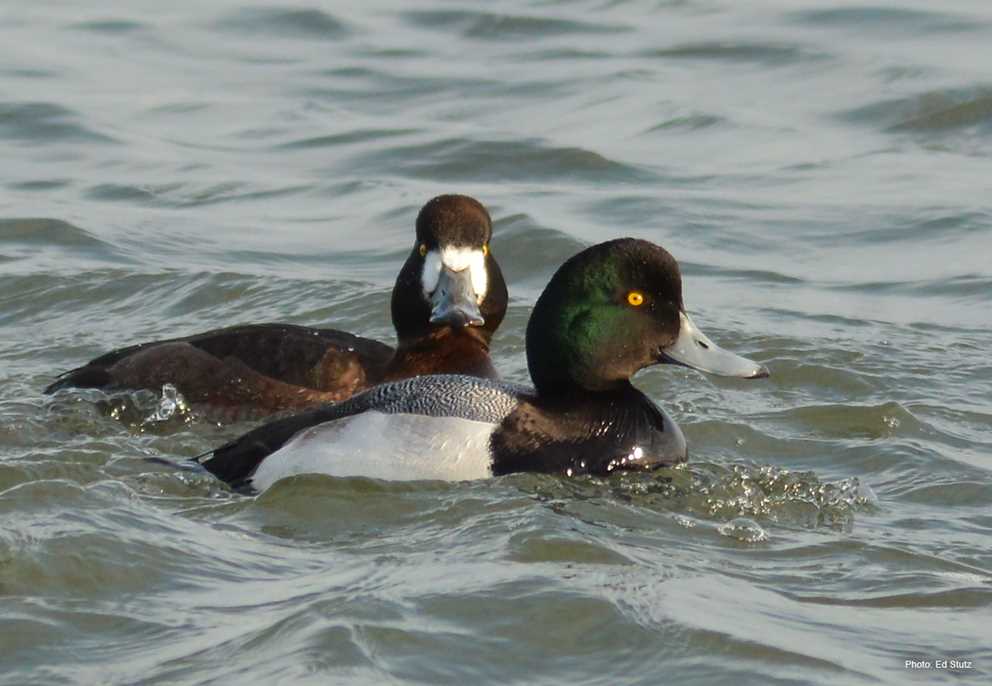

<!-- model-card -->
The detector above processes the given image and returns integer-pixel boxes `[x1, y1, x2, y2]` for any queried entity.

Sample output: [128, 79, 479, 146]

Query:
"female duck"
[198, 238, 768, 491]
[45, 195, 508, 417]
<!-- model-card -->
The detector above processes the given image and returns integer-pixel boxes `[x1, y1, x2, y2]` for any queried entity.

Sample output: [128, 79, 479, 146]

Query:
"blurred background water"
[2, 1, 991, 684]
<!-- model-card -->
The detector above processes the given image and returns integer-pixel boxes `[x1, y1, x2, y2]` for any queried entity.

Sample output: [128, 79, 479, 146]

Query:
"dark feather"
[490, 385, 686, 476]
[44, 324, 394, 403]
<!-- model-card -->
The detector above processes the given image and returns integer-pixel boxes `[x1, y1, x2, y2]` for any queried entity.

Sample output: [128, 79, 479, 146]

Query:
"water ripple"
[790, 6, 984, 35]
[84, 181, 309, 209]
[844, 87, 992, 132]
[213, 6, 350, 40]
[642, 41, 825, 66]
[275, 128, 419, 151]
[403, 9, 629, 39]
[0, 102, 117, 144]
[349, 137, 656, 183]
[69, 20, 145, 34]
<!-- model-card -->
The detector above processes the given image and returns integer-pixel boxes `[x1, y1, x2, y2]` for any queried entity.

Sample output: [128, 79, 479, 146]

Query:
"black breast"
[489, 386, 687, 477]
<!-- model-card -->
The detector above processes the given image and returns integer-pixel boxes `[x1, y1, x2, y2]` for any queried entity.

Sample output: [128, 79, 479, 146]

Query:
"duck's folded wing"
[45, 323, 393, 393]
[184, 324, 393, 389]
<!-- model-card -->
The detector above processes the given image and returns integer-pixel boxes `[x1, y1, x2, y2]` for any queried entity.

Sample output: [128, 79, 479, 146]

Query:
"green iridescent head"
[526, 238, 769, 395]
[526, 238, 683, 393]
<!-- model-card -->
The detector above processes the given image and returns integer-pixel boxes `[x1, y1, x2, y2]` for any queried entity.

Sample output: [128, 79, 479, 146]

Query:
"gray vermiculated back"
[349, 374, 528, 423]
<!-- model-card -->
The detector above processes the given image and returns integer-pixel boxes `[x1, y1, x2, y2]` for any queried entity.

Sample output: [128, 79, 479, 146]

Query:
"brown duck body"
[47, 323, 496, 419]
[45, 194, 508, 419]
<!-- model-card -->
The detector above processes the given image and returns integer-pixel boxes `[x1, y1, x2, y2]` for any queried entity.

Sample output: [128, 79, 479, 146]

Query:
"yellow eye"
[627, 291, 645, 307]
[418, 243, 428, 257]
[482, 244, 489, 256]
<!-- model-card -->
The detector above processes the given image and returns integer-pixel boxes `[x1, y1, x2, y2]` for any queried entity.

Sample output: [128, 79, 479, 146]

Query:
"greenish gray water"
[2, 1, 991, 684]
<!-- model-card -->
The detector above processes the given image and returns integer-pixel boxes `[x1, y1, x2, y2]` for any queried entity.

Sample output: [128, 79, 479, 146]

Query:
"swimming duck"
[198, 238, 768, 491]
[44, 195, 508, 417]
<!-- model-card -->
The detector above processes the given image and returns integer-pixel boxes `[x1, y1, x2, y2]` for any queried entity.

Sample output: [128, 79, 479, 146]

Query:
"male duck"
[198, 238, 768, 491]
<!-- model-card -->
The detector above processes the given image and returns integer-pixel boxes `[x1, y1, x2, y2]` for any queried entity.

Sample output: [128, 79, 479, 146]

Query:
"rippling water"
[2, 1, 991, 684]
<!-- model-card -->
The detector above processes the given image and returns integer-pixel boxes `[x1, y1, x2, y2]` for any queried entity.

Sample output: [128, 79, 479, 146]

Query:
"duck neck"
[385, 326, 494, 381]
[537, 379, 642, 410]
[396, 324, 491, 351]
[526, 314, 629, 395]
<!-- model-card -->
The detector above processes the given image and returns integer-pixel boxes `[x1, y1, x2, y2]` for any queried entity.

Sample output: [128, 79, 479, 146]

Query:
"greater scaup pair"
[45, 195, 507, 416]
[199, 238, 769, 492]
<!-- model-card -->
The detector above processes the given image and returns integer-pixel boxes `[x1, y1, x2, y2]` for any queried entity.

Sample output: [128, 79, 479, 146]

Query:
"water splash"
[718, 517, 768, 543]
[686, 463, 879, 532]
[100, 384, 196, 432]
[144, 384, 187, 423]
[606, 462, 879, 533]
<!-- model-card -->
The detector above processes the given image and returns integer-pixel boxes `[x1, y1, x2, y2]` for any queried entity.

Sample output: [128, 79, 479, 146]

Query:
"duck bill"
[429, 265, 485, 328]
[660, 312, 769, 378]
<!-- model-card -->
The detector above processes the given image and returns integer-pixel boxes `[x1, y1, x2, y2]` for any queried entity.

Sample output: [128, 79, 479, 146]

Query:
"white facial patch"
[422, 249, 443, 294]
[420, 246, 488, 303]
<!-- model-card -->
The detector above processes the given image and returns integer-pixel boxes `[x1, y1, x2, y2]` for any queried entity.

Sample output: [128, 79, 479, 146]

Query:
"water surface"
[2, 1, 990, 684]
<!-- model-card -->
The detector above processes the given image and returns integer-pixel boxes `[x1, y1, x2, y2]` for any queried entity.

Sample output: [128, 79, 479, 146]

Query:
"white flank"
[250, 412, 497, 491]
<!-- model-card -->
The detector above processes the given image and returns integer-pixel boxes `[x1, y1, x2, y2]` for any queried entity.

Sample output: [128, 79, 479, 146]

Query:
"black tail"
[197, 438, 278, 493]
[44, 365, 114, 394]
[196, 403, 346, 493]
